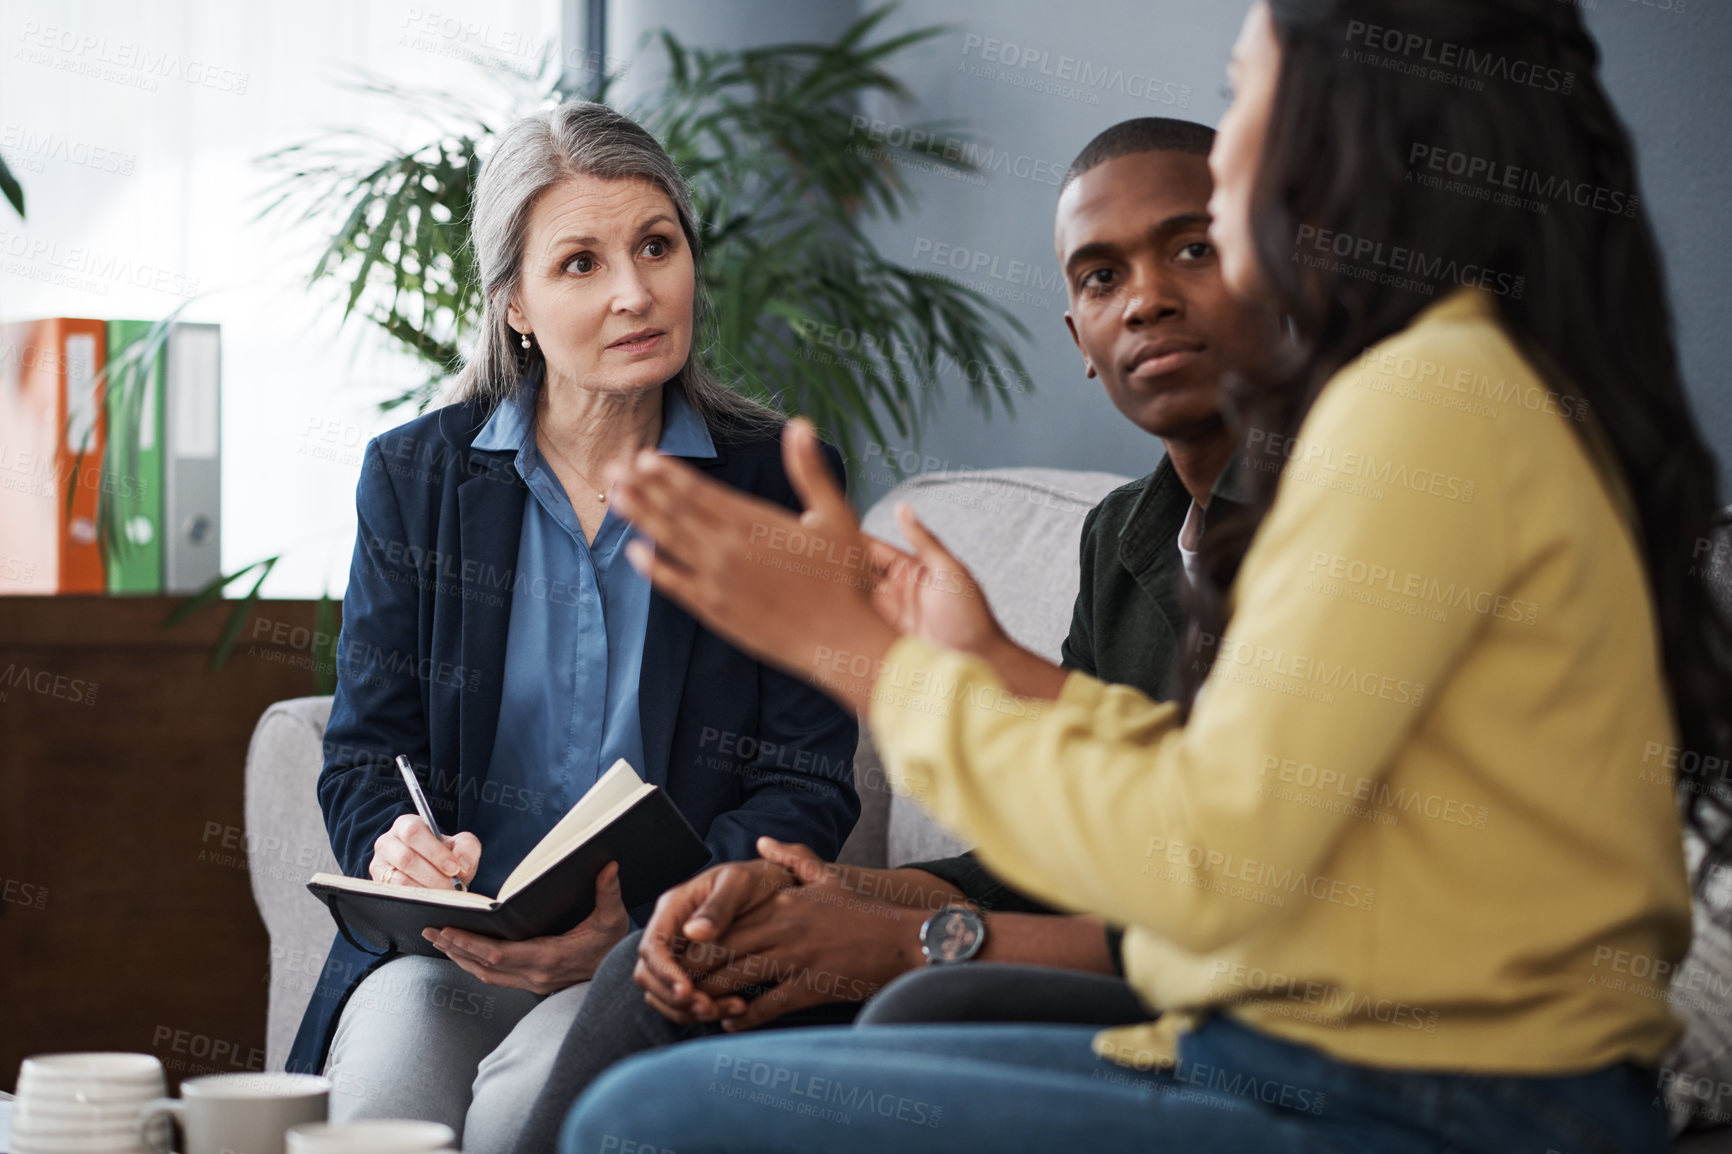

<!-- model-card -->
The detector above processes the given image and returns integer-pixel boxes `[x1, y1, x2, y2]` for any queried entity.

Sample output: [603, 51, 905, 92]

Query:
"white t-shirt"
[1177, 499, 1205, 587]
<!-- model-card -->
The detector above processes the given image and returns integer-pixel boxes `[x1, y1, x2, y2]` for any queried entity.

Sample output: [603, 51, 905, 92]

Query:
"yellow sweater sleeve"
[870, 338, 1507, 953]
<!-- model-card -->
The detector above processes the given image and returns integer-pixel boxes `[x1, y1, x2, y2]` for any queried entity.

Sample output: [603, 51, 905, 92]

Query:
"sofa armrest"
[244, 696, 339, 1073]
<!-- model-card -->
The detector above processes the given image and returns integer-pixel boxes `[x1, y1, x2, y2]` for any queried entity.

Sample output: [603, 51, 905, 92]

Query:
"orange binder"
[0, 318, 108, 593]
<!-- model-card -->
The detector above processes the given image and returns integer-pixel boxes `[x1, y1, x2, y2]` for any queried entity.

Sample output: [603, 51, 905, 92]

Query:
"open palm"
[866, 504, 1007, 658]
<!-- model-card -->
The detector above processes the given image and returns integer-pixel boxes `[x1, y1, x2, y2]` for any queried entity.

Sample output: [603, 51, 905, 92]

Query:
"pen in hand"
[396, 755, 467, 891]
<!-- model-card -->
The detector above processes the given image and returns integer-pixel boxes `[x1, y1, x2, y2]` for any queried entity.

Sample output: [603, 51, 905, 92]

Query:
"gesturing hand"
[424, 861, 629, 994]
[875, 501, 1066, 704]
[868, 503, 1008, 659]
[612, 419, 899, 714]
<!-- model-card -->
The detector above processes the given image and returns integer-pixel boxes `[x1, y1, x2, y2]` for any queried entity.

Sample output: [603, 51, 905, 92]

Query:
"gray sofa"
[242, 465, 1732, 1151]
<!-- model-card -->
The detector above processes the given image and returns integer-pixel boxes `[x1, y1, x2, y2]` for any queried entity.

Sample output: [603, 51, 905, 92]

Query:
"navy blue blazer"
[286, 394, 860, 1073]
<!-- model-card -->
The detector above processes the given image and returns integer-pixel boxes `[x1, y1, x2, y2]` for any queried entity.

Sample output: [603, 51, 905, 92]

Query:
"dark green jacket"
[1061, 453, 1241, 699]
[909, 452, 1241, 915]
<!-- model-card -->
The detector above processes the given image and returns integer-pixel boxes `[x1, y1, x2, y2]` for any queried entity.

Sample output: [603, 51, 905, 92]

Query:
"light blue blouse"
[466, 382, 716, 896]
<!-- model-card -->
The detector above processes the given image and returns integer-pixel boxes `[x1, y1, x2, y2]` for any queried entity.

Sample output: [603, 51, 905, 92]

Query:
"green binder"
[104, 319, 166, 593]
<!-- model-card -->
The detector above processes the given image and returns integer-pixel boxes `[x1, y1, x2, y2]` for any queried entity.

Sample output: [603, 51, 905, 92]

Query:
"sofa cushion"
[244, 695, 339, 1073]
[1666, 834, 1732, 1137]
[858, 467, 1133, 867]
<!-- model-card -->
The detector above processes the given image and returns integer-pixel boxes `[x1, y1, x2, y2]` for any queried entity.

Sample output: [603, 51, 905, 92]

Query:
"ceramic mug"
[139, 1072, 330, 1154]
[14, 1053, 167, 1154]
[284, 1119, 456, 1154]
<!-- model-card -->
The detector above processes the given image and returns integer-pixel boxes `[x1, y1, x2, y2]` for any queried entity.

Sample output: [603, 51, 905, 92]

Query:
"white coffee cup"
[285, 1119, 456, 1154]
[17, 1052, 165, 1099]
[14, 1053, 167, 1154]
[139, 1073, 330, 1154]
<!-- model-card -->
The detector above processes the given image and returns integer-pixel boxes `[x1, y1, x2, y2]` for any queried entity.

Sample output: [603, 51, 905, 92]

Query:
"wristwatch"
[919, 903, 987, 965]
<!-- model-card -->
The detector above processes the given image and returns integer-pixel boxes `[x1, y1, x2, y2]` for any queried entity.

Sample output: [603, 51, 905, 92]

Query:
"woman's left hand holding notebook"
[422, 861, 631, 994]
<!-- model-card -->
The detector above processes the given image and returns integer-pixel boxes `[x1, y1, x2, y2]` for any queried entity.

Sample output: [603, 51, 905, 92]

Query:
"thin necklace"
[537, 431, 611, 504]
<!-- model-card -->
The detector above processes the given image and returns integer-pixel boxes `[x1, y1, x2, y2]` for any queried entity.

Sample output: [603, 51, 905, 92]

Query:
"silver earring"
[520, 331, 532, 349]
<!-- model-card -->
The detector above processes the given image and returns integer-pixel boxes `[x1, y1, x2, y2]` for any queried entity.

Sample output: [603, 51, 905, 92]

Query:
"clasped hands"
[634, 837, 934, 1032]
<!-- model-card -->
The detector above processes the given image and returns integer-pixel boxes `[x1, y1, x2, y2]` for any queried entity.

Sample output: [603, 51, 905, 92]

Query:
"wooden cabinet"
[0, 597, 334, 1091]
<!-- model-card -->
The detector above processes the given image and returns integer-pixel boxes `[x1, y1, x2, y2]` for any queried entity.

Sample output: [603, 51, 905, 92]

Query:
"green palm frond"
[0, 150, 22, 217]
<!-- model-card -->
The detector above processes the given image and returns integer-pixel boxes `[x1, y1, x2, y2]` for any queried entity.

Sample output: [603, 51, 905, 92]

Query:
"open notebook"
[308, 759, 710, 956]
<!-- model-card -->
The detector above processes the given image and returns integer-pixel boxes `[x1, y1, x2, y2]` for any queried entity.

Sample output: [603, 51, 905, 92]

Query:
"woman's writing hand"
[423, 862, 630, 994]
[369, 813, 480, 889]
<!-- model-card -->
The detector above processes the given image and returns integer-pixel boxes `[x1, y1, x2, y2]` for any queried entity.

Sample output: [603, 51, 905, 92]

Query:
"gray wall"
[610, 0, 1732, 501]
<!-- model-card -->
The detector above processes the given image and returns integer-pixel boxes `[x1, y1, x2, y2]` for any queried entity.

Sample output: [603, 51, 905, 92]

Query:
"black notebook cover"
[308, 787, 710, 958]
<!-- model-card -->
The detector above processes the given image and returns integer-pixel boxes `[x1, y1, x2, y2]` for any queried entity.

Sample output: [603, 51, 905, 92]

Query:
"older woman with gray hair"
[283, 101, 861, 1152]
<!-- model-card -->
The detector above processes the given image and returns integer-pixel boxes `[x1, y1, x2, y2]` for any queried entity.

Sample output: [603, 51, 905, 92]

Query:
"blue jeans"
[561, 1016, 1668, 1153]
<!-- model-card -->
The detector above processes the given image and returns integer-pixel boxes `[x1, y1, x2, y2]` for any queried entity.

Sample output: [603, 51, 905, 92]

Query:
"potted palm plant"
[260, 5, 1030, 456]
[178, 5, 1034, 687]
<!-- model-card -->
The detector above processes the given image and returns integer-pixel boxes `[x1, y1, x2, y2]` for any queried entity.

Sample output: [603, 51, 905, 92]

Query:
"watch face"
[926, 907, 984, 963]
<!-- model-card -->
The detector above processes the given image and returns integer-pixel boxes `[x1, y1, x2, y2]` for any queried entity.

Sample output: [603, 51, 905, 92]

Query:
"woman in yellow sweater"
[566, 1, 1732, 1150]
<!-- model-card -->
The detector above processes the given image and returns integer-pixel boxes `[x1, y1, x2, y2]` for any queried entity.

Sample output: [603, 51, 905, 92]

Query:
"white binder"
[163, 323, 222, 594]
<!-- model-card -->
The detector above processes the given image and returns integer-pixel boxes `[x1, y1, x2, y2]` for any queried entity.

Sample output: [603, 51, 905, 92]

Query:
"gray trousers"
[323, 955, 592, 1154]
